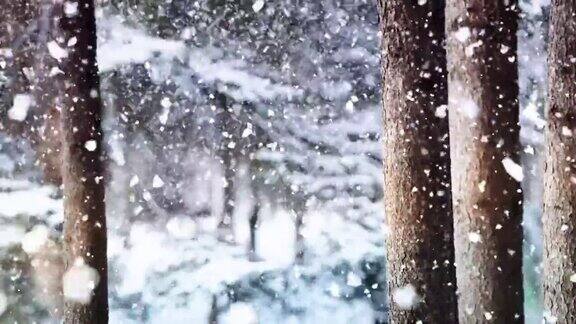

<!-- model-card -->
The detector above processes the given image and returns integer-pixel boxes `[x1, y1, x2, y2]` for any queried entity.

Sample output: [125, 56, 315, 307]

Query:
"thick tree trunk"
[379, 1, 458, 322]
[446, 1, 524, 322]
[58, 1, 108, 323]
[542, 0, 576, 321]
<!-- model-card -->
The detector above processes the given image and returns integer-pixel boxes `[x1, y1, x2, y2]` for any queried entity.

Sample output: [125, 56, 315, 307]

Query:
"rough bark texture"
[445, 1, 524, 322]
[379, 1, 458, 322]
[542, 0, 576, 322]
[58, 1, 108, 323]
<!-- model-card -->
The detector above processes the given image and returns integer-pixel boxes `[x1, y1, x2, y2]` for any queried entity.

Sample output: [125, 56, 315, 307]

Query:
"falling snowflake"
[392, 284, 419, 310]
[252, 0, 265, 12]
[8, 94, 33, 121]
[21, 225, 49, 254]
[502, 157, 524, 182]
[84, 140, 97, 152]
[47, 41, 68, 60]
[62, 258, 100, 304]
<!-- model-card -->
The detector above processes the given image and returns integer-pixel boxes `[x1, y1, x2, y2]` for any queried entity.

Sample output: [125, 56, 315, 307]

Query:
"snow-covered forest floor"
[0, 147, 385, 323]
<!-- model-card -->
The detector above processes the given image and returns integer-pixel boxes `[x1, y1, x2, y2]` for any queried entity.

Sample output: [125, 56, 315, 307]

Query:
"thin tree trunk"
[218, 150, 236, 240]
[58, 1, 108, 323]
[542, 0, 576, 321]
[215, 91, 236, 240]
[446, 1, 524, 322]
[248, 202, 258, 261]
[378, 1, 458, 322]
[294, 210, 304, 265]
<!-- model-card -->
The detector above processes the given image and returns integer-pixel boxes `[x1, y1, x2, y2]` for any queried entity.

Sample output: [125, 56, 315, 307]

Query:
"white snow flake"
[8, 94, 33, 121]
[435, 105, 448, 118]
[345, 100, 355, 113]
[84, 140, 97, 152]
[152, 175, 165, 188]
[449, 92, 479, 119]
[346, 272, 362, 287]
[21, 225, 49, 254]
[64, 1, 79, 17]
[392, 284, 419, 310]
[62, 258, 100, 304]
[478, 180, 487, 193]
[47, 41, 68, 60]
[454, 27, 471, 43]
[241, 127, 253, 138]
[161, 97, 172, 109]
[159, 109, 169, 125]
[468, 232, 482, 243]
[252, 0, 265, 12]
[129, 175, 140, 187]
[502, 157, 524, 182]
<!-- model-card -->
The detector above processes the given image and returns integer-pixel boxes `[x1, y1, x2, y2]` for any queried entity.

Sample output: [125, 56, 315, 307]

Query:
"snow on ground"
[0, 174, 384, 323]
[106, 204, 384, 323]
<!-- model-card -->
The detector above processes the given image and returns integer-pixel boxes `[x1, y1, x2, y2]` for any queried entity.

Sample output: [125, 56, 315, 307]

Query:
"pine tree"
[542, 0, 576, 321]
[58, 0, 108, 322]
[446, 1, 524, 321]
[379, 1, 458, 322]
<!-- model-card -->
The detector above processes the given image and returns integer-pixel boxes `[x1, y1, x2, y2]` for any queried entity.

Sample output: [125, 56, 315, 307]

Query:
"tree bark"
[58, 1, 108, 323]
[379, 1, 458, 322]
[542, 0, 576, 322]
[446, 1, 524, 322]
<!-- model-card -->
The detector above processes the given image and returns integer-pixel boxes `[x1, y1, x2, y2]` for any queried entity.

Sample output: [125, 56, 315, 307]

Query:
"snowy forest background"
[0, 0, 548, 322]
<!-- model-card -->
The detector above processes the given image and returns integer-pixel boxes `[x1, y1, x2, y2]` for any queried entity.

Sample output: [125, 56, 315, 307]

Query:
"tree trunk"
[542, 0, 576, 321]
[294, 210, 304, 265]
[215, 91, 236, 240]
[446, 1, 524, 322]
[248, 202, 258, 261]
[58, 1, 108, 323]
[379, 1, 458, 322]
